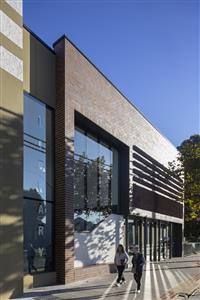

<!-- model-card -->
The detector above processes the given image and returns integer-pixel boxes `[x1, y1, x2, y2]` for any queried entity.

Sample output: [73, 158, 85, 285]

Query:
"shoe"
[137, 290, 141, 293]
[121, 280, 126, 285]
[115, 283, 121, 287]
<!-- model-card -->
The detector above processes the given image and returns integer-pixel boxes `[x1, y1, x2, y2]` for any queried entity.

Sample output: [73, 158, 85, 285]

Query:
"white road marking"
[152, 263, 160, 298]
[165, 270, 179, 287]
[122, 279, 133, 300]
[142, 262, 153, 300]
[173, 269, 184, 281]
[98, 276, 117, 300]
[176, 270, 193, 282]
[163, 268, 178, 288]
[157, 265, 169, 292]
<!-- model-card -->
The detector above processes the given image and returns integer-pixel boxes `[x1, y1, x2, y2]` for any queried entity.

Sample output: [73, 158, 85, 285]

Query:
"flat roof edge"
[23, 24, 55, 54]
[54, 35, 177, 150]
[26, 29, 178, 151]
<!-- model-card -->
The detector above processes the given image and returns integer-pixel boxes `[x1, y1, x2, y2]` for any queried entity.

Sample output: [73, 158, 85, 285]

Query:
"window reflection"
[24, 94, 45, 141]
[87, 159, 98, 209]
[87, 135, 99, 161]
[24, 146, 46, 200]
[23, 93, 54, 273]
[74, 127, 118, 232]
[74, 211, 105, 232]
[23, 94, 53, 202]
[100, 143, 112, 165]
[99, 164, 111, 207]
[23, 199, 53, 273]
[74, 155, 85, 211]
[74, 129, 86, 157]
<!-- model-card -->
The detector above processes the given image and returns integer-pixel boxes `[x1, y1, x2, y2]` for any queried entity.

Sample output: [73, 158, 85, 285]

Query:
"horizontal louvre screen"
[130, 145, 183, 218]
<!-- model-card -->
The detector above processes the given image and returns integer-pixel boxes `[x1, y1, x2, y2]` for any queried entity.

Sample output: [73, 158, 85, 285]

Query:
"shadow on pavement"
[23, 284, 110, 298]
[51, 289, 138, 300]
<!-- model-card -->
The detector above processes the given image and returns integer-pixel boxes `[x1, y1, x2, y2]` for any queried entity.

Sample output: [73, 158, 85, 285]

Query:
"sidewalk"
[16, 255, 200, 300]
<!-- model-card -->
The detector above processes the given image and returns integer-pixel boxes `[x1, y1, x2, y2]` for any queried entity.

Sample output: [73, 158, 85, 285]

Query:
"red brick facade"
[54, 39, 75, 284]
[53, 36, 182, 283]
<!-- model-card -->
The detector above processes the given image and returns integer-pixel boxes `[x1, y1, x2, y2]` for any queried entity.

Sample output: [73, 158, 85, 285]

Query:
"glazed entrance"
[127, 217, 173, 261]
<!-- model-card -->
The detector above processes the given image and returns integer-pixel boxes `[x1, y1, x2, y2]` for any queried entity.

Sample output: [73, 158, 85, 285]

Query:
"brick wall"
[54, 39, 75, 284]
[63, 38, 178, 167]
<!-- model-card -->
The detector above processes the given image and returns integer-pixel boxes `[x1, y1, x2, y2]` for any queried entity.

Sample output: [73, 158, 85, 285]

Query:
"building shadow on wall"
[74, 215, 123, 270]
[0, 107, 23, 299]
[64, 133, 125, 276]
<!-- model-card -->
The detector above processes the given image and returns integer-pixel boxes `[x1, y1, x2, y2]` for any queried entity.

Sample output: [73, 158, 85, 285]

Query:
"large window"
[23, 93, 54, 273]
[74, 127, 118, 232]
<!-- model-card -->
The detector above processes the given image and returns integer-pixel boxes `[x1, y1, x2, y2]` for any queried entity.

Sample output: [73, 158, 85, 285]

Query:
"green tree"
[177, 135, 200, 240]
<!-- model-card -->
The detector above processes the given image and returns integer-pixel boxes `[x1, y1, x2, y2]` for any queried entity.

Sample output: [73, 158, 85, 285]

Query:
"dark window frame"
[74, 127, 114, 232]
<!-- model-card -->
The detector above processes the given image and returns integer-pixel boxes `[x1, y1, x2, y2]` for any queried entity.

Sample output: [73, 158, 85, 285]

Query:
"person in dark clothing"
[27, 243, 37, 274]
[114, 244, 129, 287]
[131, 245, 145, 293]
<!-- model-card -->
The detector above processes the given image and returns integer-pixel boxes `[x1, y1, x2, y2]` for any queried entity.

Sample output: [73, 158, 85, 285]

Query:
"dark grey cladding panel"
[132, 185, 183, 219]
[75, 111, 127, 150]
[132, 176, 180, 200]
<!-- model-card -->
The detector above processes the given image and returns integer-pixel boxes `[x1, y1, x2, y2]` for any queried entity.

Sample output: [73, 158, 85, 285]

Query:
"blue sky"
[23, 0, 199, 146]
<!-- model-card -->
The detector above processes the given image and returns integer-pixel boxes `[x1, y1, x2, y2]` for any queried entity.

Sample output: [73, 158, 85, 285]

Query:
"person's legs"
[28, 257, 33, 274]
[134, 273, 138, 284]
[117, 266, 124, 283]
[28, 257, 37, 273]
[137, 271, 143, 291]
[134, 272, 138, 290]
[120, 266, 126, 283]
[28, 261, 31, 274]
[117, 266, 121, 283]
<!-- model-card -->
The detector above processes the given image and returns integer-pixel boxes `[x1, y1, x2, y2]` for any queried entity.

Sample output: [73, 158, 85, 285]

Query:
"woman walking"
[114, 244, 129, 287]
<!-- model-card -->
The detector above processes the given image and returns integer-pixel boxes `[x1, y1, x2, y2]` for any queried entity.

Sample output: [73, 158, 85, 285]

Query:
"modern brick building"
[0, 1, 184, 298]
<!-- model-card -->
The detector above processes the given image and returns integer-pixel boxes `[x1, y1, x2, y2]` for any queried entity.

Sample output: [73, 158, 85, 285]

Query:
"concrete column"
[0, 0, 24, 298]
[153, 221, 157, 261]
[143, 218, 147, 259]
[125, 217, 129, 251]
[139, 219, 142, 252]
[149, 222, 152, 261]
[169, 223, 173, 259]
[158, 220, 161, 261]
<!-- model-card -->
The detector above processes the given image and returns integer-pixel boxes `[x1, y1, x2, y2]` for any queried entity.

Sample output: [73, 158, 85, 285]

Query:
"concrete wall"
[22, 27, 56, 290]
[23, 27, 56, 108]
[74, 214, 125, 267]
[0, 17, 56, 298]
[0, 0, 24, 298]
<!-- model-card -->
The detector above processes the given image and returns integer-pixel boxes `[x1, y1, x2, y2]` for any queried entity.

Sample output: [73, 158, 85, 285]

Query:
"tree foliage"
[168, 134, 200, 240]
[177, 135, 200, 223]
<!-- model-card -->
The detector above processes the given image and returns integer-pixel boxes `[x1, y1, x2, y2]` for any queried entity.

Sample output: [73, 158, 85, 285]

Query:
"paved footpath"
[17, 255, 200, 300]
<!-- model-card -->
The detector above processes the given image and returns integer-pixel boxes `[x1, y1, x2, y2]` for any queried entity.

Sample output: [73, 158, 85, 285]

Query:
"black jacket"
[132, 252, 145, 273]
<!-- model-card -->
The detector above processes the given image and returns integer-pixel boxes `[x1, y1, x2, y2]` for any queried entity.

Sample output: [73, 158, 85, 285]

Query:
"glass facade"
[127, 217, 172, 261]
[23, 93, 54, 273]
[74, 128, 118, 232]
